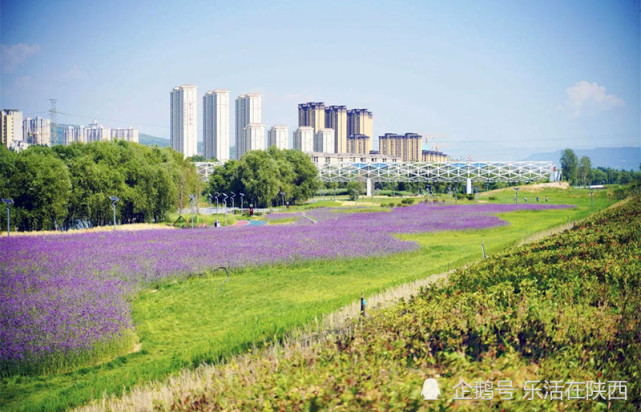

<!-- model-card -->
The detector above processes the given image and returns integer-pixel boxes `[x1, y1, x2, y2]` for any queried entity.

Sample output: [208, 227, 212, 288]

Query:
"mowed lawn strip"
[1, 188, 610, 411]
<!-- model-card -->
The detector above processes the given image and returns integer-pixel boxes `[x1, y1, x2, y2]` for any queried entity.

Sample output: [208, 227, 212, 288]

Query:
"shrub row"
[168, 196, 641, 410]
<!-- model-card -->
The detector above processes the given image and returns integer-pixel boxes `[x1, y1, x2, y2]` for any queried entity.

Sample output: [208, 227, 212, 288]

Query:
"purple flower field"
[0, 202, 568, 373]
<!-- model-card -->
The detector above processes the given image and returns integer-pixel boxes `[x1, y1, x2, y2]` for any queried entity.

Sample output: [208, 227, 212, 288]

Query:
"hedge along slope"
[156, 197, 641, 411]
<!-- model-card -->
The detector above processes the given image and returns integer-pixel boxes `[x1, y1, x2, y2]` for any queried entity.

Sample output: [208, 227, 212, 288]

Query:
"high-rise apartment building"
[64, 126, 86, 145]
[235, 93, 262, 159]
[298, 102, 326, 133]
[314, 128, 335, 153]
[347, 134, 372, 155]
[111, 128, 139, 143]
[421, 150, 448, 162]
[243, 123, 265, 152]
[293, 127, 314, 152]
[23, 117, 51, 146]
[170, 85, 198, 157]
[347, 109, 373, 141]
[379, 132, 422, 162]
[268, 125, 289, 150]
[324, 105, 347, 153]
[1, 109, 23, 148]
[85, 121, 111, 143]
[203, 89, 230, 161]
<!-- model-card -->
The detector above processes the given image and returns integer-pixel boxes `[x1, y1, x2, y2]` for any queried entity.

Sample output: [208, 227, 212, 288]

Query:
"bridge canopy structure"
[318, 161, 556, 183]
[194, 160, 557, 184]
[195, 162, 223, 181]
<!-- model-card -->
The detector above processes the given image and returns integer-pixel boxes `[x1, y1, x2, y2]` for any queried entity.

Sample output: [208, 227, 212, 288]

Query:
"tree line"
[206, 147, 320, 208]
[0, 141, 201, 231]
[560, 148, 641, 186]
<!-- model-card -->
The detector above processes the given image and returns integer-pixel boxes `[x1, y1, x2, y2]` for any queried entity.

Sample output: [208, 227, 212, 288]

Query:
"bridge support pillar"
[466, 178, 472, 195]
[366, 178, 373, 197]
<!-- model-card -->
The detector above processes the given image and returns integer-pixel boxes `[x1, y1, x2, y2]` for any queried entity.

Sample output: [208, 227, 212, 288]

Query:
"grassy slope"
[1, 187, 610, 411]
[163, 195, 640, 411]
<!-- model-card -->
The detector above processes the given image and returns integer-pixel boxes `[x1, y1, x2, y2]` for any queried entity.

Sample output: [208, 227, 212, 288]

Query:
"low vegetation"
[118, 195, 640, 411]
[0, 187, 618, 411]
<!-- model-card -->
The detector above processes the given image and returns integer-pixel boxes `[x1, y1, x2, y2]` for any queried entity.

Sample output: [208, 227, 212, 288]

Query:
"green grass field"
[0, 186, 612, 411]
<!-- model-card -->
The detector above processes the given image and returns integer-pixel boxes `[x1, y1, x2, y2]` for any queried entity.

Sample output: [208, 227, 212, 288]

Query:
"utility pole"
[49, 99, 57, 145]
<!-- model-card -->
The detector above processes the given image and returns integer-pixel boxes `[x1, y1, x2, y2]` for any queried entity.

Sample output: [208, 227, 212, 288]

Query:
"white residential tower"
[170, 85, 198, 157]
[268, 125, 289, 150]
[203, 90, 230, 161]
[235, 93, 261, 159]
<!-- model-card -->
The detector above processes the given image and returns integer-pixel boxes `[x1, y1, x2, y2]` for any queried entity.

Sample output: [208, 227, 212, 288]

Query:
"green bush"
[172, 196, 641, 410]
[488, 195, 498, 200]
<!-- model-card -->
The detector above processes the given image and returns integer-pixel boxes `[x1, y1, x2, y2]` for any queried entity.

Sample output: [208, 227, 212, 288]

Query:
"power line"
[56, 111, 166, 129]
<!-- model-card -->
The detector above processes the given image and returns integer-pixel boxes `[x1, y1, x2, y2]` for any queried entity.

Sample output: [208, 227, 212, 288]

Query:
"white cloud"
[1, 43, 41, 73]
[64, 65, 88, 80]
[564, 81, 625, 117]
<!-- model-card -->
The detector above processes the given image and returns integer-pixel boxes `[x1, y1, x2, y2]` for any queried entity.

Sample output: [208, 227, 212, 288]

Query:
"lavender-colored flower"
[0, 202, 568, 371]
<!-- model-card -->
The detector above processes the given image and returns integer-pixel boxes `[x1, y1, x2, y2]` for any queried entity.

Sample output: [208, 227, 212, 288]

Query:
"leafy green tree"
[578, 156, 592, 187]
[347, 181, 363, 200]
[560, 149, 578, 184]
[10, 148, 72, 230]
[236, 151, 281, 207]
[283, 149, 320, 203]
[590, 168, 607, 185]
[206, 159, 240, 198]
[0, 146, 17, 231]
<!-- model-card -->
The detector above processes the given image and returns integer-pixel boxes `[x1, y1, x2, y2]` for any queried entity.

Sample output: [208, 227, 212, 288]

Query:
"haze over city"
[1, 0, 639, 159]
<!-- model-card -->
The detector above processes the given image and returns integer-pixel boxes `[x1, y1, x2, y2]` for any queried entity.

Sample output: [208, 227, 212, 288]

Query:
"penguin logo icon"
[421, 378, 440, 400]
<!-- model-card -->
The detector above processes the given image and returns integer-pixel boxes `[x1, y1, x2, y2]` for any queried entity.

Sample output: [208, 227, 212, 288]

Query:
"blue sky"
[1, 0, 639, 159]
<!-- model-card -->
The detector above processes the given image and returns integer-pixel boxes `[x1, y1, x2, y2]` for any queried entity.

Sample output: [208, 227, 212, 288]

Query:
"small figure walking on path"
[360, 293, 367, 317]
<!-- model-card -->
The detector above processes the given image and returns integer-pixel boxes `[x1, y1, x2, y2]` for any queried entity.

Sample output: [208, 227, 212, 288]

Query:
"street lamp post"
[109, 196, 119, 230]
[222, 193, 228, 225]
[2, 198, 14, 237]
[240, 193, 245, 212]
[231, 192, 236, 210]
[280, 191, 286, 208]
[189, 194, 197, 228]
[215, 193, 220, 214]
[514, 187, 520, 205]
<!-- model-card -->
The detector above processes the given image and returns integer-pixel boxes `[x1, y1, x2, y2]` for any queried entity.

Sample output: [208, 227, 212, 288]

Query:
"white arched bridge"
[196, 161, 558, 184]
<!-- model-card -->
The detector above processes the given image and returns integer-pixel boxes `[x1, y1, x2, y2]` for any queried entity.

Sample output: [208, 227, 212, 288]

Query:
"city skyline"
[1, 0, 639, 160]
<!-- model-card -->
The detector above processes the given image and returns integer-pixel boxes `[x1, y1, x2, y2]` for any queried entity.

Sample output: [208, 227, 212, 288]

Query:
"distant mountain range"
[139, 134, 238, 159]
[139, 133, 170, 147]
[522, 147, 640, 170]
[139, 134, 205, 154]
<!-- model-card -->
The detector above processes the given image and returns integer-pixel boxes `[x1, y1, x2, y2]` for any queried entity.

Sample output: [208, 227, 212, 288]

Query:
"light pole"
[240, 193, 245, 212]
[208, 193, 213, 210]
[2, 198, 14, 237]
[222, 193, 228, 225]
[280, 191, 286, 208]
[454, 184, 458, 205]
[230, 192, 236, 210]
[215, 192, 220, 214]
[514, 187, 520, 205]
[109, 196, 119, 230]
[189, 194, 197, 229]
